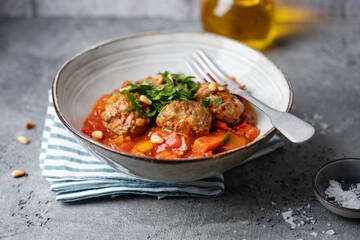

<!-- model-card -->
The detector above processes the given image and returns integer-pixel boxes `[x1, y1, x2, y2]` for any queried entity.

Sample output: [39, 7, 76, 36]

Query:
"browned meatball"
[196, 83, 244, 125]
[156, 100, 212, 136]
[101, 93, 150, 137]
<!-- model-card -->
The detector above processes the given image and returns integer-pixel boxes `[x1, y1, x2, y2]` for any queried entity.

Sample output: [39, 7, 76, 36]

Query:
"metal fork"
[185, 50, 315, 143]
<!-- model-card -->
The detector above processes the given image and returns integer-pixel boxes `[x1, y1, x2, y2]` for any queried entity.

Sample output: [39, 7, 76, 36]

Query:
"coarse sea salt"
[282, 209, 297, 229]
[325, 229, 335, 235]
[325, 180, 360, 209]
[281, 205, 316, 229]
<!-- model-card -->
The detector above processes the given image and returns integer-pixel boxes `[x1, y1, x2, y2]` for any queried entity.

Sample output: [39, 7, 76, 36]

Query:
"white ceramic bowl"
[53, 31, 293, 182]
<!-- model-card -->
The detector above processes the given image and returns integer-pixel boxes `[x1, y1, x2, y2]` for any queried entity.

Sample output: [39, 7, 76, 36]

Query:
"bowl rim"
[312, 157, 360, 212]
[52, 30, 293, 164]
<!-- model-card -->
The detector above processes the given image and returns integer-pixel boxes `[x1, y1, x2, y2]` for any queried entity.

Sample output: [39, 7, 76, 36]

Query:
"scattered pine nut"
[16, 136, 29, 144]
[168, 73, 174, 83]
[91, 130, 103, 139]
[139, 95, 152, 105]
[157, 74, 164, 84]
[12, 170, 26, 178]
[24, 121, 35, 129]
[150, 135, 164, 144]
[136, 118, 146, 126]
[208, 82, 217, 91]
[218, 86, 227, 91]
[119, 86, 131, 92]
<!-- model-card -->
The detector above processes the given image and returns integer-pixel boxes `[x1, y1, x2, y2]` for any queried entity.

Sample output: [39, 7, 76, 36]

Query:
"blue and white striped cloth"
[40, 91, 283, 202]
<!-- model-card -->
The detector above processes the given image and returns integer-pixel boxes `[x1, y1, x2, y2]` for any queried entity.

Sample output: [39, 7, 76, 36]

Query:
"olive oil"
[201, 0, 274, 50]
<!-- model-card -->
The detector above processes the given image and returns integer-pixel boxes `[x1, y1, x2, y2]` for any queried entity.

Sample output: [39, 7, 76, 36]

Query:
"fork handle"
[234, 89, 315, 143]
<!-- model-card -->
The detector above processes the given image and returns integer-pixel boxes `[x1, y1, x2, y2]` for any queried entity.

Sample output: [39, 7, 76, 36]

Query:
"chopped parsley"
[213, 97, 223, 107]
[113, 72, 200, 117]
[120, 91, 142, 115]
[201, 98, 211, 108]
[223, 131, 230, 144]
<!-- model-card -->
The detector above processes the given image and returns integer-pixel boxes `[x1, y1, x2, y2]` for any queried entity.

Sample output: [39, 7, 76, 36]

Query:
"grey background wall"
[1, 0, 360, 20]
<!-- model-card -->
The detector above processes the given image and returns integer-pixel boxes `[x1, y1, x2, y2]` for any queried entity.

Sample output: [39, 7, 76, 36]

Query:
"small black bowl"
[312, 158, 360, 218]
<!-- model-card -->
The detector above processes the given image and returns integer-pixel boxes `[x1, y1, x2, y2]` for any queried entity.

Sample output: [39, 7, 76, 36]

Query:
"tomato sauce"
[81, 88, 260, 159]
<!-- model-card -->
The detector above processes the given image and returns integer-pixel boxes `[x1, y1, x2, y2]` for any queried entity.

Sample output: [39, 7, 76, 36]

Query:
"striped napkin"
[40, 91, 283, 202]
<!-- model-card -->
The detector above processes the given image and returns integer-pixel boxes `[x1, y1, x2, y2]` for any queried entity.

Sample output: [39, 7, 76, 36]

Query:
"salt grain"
[310, 231, 318, 237]
[305, 113, 330, 135]
[325, 180, 360, 209]
[282, 208, 297, 229]
[281, 205, 316, 229]
[325, 229, 335, 235]
[319, 122, 328, 130]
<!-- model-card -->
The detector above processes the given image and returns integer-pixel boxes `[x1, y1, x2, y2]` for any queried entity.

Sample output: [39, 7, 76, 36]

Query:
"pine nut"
[168, 73, 174, 83]
[16, 136, 29, 144]
[119, 86, 131, 92]
[136, 118, 146, 126]
[12, 170, 26, 178]
[139, 95, 152, 105]
[91, 130, 103, 139]
[150, 134, 164, 144]
[24, 121, 35, 129]
[218, 86, 227, 91]
[208, 82, 217, 91]
[157, 74, 164, 84]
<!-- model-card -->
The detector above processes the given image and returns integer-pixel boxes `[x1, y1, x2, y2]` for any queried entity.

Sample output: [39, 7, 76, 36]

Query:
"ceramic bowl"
[312, 158, 360, 218]
[53, 31, 293, 182]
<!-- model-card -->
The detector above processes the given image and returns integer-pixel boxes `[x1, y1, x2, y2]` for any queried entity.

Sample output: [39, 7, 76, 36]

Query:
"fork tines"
[185, 49, 227, 85]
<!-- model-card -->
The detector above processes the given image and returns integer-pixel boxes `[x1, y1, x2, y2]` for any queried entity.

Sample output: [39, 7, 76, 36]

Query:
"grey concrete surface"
[1, 18, 360, 239]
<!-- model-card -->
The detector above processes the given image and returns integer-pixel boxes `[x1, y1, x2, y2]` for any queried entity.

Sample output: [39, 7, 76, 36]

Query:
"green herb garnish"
[117, 72, 200, 117]
[125, 91, 142, 112]
[121, 107, 135, 115]
[223, 131, 230, 144]
[201, 98, 211, 108]
[213, 97, 223, 107]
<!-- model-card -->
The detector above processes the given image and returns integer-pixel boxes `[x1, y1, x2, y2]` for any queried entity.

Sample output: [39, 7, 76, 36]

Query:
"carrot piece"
[213, 120, 230, 131]
[233, 123, 260, 143]
[245, 127, 260, 142]
[193, 130, 227, 153]
[155, 150, 178, 159]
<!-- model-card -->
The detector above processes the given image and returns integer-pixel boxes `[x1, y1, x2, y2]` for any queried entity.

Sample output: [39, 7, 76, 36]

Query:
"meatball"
[101, 93, 150, 137]
[156, 100, 212, 136]
[196, 83, 244, 125]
